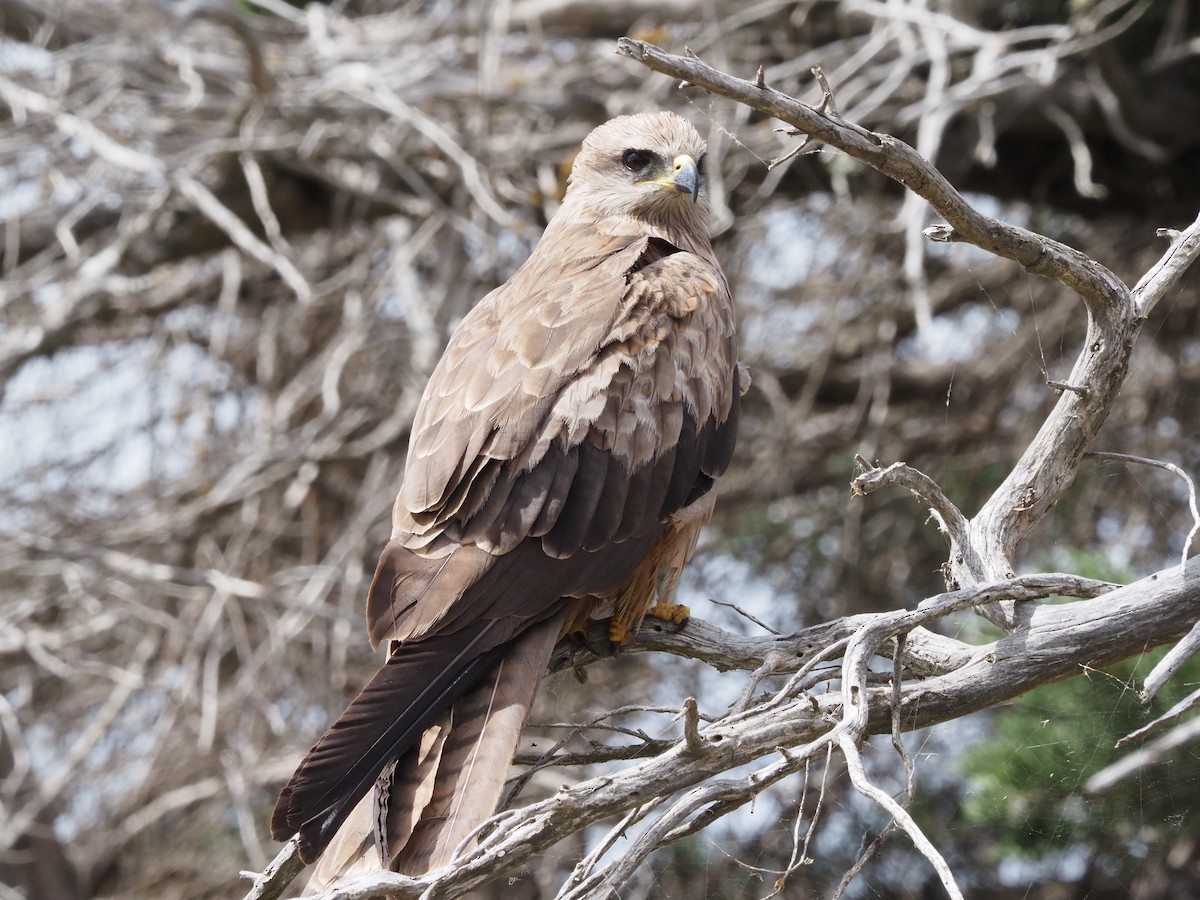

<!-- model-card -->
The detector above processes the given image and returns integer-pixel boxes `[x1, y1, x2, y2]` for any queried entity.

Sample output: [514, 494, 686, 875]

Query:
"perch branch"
[254, 561, 1195, 900]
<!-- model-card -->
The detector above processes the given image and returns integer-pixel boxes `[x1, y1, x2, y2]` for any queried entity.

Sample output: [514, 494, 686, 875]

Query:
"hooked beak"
[670, 154, 700, 203]
[647, 154, 701, 203]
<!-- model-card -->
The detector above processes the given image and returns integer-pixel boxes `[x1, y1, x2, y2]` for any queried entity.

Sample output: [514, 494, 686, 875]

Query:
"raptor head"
[566, 111, 710, 229]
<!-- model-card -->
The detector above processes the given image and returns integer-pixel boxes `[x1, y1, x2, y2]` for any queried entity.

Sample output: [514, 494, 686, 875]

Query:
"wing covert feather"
[395, 242, 737, 566]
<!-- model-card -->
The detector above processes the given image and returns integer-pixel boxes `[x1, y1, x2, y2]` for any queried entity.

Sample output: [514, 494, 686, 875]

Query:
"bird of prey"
[271, 111, 741, 889]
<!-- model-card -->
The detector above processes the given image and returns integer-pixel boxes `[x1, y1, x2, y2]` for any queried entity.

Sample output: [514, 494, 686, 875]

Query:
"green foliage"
[956, 626, 1200, 864]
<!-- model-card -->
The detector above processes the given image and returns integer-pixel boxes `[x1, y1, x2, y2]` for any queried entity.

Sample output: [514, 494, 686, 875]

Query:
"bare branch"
[1043, 104, 1108, 200]
[850, 458, 969, 550]
[1085, 451, 1200, 574]
[175, 176, 313, 305]
[1131, 211, 1200, 317]
[1140, 618, 1200, 704]
[614, 38, 1132, 313]
[240, 838, 305, 900]
[275, 561, 1196, 900]
[837, 732, 963, 900]
[1118, 685, 1200, 749]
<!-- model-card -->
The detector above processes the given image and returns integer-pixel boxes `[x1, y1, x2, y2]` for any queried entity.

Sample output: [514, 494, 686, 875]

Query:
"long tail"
[299, 615, 566, 891]
[271, 622, 508, 864]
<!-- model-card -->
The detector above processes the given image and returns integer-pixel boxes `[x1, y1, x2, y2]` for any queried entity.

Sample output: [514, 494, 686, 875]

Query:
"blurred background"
[1, 0, 1199, 897]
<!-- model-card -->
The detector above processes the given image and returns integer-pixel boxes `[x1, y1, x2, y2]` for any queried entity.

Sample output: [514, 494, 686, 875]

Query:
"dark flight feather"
[273, 625, 510, 862]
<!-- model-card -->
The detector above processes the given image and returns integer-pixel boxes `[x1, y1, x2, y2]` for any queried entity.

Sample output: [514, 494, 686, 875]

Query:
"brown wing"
[271, 228, 738, 864]
[396, 220, 646, 534]
[374, 233, 739, 645]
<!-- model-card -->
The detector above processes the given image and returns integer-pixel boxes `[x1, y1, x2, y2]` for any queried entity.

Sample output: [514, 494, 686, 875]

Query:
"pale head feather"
[562, 111, 711, 238]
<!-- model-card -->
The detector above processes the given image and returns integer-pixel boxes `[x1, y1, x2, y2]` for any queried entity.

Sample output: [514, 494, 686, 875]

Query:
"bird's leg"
[643, 564, 691, 628]
[560, 597, 604, 656]
[558, 628, 595, 681]
[607, 619, 633, 649]
[607, 563, 690, 647]
[644, 562, 690, 628]
[566, 627, 600, 657]
[606, 601, 690, 647]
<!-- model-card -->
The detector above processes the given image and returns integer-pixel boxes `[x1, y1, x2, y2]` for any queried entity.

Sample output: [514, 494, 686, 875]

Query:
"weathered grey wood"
[280, 562, 1196, 899]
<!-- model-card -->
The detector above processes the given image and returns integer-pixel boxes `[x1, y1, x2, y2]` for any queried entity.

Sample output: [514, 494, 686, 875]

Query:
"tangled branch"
[5, 3, 1199, 898]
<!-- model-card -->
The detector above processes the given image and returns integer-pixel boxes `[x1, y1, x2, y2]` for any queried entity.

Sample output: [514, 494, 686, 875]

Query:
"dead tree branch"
[246, 558, 1200, 899]
[5, 5, 1199, 897]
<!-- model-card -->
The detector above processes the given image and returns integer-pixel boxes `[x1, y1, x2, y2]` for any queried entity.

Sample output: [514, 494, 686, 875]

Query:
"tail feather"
[380, 709, 454, 862]
[392, 614, 563, 873]
[272, 624, 508, 863]
[301, 711, 453, 895]
[294, 612, 566, 890]
[299, 794, 378, 896]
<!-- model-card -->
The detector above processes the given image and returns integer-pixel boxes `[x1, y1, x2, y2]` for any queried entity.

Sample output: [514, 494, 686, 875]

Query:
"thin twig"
[1086, 713, 1200, 795]
[240, 838, 306, 900]
[837, 733, 964, 900]
[176, 175, 313, 304]
[1043, 104, 1108, 199]
[1117, 685, 1200, 748]
[850, 457, 970, 549]
[679, 697, 712, 757]
[1046, 379, 1090, 398]
[1086, 450, 1200, 575]
[708, 598, 783, 635]
[1131, 211, 1200, 317]
[1140, 618, 1200, 704]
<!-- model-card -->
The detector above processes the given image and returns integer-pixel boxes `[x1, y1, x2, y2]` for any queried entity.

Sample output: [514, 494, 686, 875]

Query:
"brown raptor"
[270, 111, 741, 890]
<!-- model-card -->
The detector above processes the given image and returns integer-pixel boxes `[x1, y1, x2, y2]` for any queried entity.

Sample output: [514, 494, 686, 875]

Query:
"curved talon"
[646, 601, 691, 627]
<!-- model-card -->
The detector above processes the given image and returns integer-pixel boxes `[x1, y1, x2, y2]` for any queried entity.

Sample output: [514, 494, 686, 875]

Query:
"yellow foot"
[608, 619, 632, 648]
[646, 601, 691, 627]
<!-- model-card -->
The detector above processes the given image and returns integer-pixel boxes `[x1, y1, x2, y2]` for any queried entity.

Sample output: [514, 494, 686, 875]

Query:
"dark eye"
[622, 149, 654, 173]
[696, 154, 707, 176]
